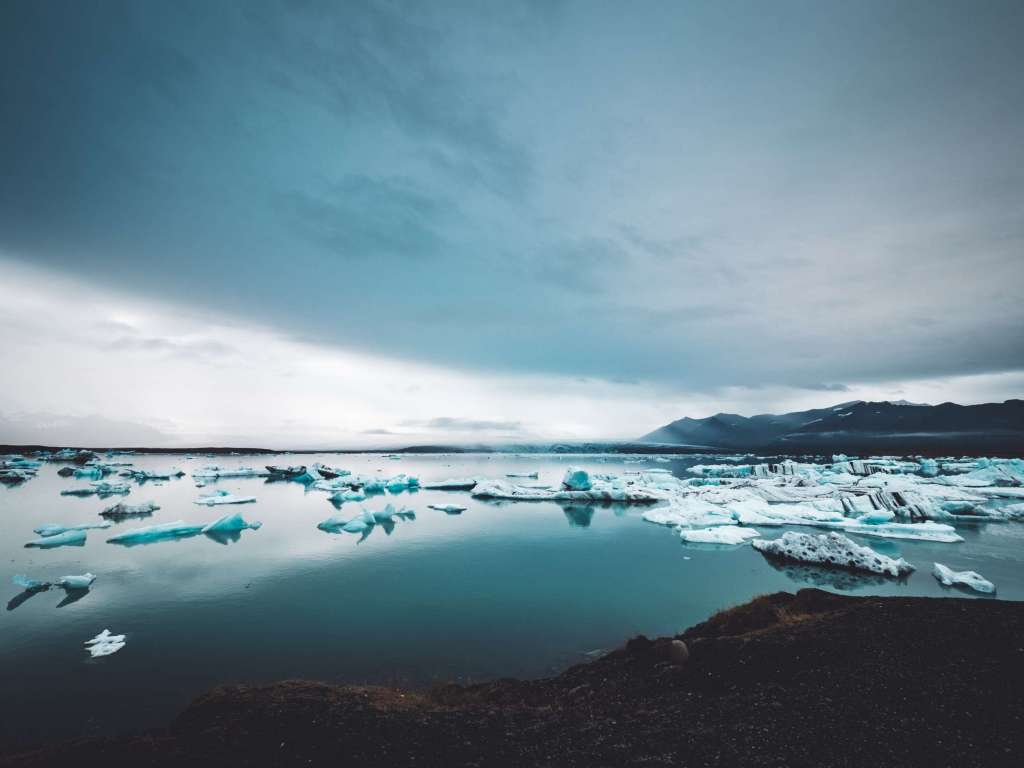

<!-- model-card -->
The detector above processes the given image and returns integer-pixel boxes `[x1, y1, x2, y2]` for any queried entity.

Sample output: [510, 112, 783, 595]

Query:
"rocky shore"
[4, 589, 1022, 767]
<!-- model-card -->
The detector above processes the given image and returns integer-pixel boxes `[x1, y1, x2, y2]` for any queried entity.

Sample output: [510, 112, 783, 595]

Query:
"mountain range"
[640, 399, 1024, 455]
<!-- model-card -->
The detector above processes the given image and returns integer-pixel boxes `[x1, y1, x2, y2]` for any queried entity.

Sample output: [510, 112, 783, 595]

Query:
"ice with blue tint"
[107, 521, 205, 545]
[385, 474, 419, 492]
[932, 562, 996, 594]
[33, 521, 112, 537]
[25, 530, 88, 548]
[561, 467, 592, 491]
[194, 490, 256, 506]
[192, 466, 267, 480]
[201, 512, 263, 534]
[328, 489, 367, 504]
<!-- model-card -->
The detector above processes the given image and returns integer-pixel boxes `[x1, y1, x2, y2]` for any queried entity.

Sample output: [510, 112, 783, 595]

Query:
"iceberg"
[752, 532, 914, 577]
[85, 629, 126, 658]
[506, 472, 539, 479]
[473, 478, 660, 504]
[25, 530, 87, 548]
[642, 497, 736, 528]
[100, 501, 160, 520]
[561, 467, 592, 491]
[107, 521, 204, 544]
[194, 490, 256, 506]
[318, 505, 413, 536]
[428, 504, 467, 514]
[33, 521, 112, 537]
[680, 526, 759, 545]
[932, 562, 995, 594]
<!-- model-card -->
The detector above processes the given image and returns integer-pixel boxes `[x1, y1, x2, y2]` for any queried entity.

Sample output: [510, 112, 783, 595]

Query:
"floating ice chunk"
[13, 575, 49, 591]
[192, 466, 267, 479]
[33, 521, 112, 537]
[837, 520, 963, 543]
[506, 472, 539, 479]
[428, 504, 466, 514]
[201, 512, 262, 534]
[642, 498, 735, 528]
[328, 489, 366, 504]
[121, 468, 184, 481]
[85, 629, 126, 658]
[752, 531, 914, 577]
[25, 530, 87, 548]
[421, 478, 477, 490]
[384, 474, 420, 492]
[265, 465, 308, 479]
[107, 521, 205, 545]
[561, 467, 592, 491]
[932, 562, 995, 594]
[60, 482, 130, 497]
[194, 490, 256, 506]
[100, 501, 160, 520]
[56, 573, 96, 590]
[473, 478, 660, 504]
[680, 527, 760, 545]
[1000, 503, 1024, 520]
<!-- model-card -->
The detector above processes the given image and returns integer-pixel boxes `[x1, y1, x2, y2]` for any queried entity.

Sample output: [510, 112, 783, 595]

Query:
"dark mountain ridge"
[641, 399, 1024, 455]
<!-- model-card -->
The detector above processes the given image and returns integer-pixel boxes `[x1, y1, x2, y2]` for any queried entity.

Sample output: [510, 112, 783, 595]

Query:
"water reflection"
[762, 558, 899, 591]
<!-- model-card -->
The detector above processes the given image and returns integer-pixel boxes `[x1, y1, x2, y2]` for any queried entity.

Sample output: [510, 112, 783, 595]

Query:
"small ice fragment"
[57, 573, 96, 590]
[201, 512, 262, 534]
[428, 504, 466, 514]
[85, 629, 126, 658]
[194, 491, 256, 506]
[506, 472, 539, 479]
[33, 521, 112, 537]
[100, 501, 160, 520]
[932, 562, 995, 594]
[25, 529, 87, 548]
[13, 575, 49, 591]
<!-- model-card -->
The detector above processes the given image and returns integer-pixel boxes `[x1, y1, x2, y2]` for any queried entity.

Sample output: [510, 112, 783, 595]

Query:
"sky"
[1, 0, 1023, 447]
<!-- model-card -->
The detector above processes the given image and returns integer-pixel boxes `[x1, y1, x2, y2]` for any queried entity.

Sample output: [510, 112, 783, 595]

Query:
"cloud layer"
[1, 1, 1023, 443]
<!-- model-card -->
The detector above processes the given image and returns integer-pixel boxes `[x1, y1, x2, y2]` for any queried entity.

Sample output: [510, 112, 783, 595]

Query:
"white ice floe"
[60, 482, 131, 497]
[421, 478, 478, 490]
[932, 562, 995, 594]
[752, 532, 914, 577]
[25, 529, 88, 548]
[33, 521, 112, 537]
[192, 466, 267, 480]
[85, 629, 126, 658]
[194, 490, 257, 506]
[680, 526, 760, 545]
[473, 477, 661, 504]
[428, 504, 467, 514]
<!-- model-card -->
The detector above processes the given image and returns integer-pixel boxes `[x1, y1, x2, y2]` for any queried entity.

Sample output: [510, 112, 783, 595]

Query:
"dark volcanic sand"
[4, 589, 1022, 767]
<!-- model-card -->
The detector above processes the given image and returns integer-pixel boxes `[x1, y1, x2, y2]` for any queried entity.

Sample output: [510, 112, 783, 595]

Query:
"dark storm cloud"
[2, 0, 1024, 391]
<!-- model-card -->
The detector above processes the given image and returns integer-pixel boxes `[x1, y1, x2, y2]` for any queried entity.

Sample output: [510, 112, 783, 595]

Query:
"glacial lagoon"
[2, 452, 1024, 748]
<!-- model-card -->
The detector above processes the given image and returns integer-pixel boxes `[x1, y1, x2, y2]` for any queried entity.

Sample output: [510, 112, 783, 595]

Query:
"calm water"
[2, 452, 1023, 748]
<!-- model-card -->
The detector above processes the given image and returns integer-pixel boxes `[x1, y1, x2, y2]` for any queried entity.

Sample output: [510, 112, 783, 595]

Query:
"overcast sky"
[2, 0, 1023, 447]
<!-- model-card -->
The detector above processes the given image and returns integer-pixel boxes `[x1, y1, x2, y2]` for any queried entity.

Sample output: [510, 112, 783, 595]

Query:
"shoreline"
[5, 589, 1022, 766]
